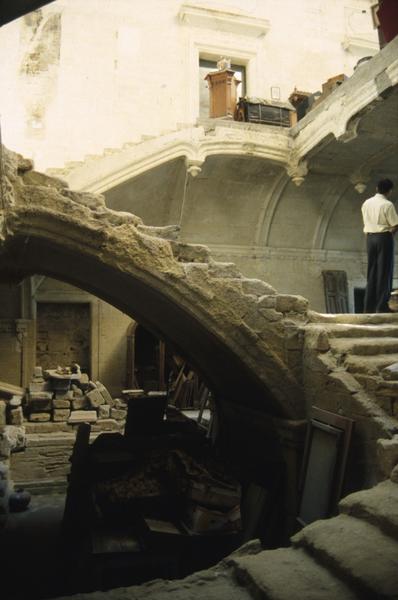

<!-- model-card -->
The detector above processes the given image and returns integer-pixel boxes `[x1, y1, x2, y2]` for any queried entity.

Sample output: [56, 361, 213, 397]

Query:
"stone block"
[29, 412, 51, 422]
[377, 435, 398, 478]
[382, 362, 398, 380]
[71, 384, 83, 397]
[29, 392, 53, 412]
[110, 408, 127, 420]
[0, 401, 6, 427]
[10, 407, 23, 426]
[0, 426, 26, 454]
[86, 388, 105, 408]
[114, 398, 127, 409]
[98, 404, 110, 419]
[241, 278, 276, 296]
[9, 395, 23, 408]
[24, 422, 69, 434]
[91, 419, 120, 432]
[68, 410, 97, 424]
[33, 366, 43, 378]
[29, 381, 50, 393]
[95, 381, 113, 405]
[275, 294, 309, 314]
[53, 409, 71, 422]
[72, 397, 87, 410]
[257, 295, 277, 309]
[53, 399, 70, 409]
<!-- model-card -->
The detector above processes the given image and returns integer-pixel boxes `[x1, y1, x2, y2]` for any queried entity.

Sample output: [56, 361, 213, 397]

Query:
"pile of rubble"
[1, 366, 128, 431]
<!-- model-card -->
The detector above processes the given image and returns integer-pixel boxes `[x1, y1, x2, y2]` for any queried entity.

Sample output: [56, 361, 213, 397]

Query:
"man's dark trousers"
[364, 232, 394, 312]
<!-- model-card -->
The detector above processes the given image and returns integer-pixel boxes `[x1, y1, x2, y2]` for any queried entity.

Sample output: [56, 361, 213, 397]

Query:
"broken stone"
[29, 398, 52, 412]
[95, 381, 113, 405]
[377, 436, 398, 478]
[88, 381, 97, 390]
[110, 408, 127, 420]
[71, 384, 83, 397]
[0, 426, 26, 455]
[53, 409, 71, 422]
[91, 418, 120, 432]
[72, 397, 87, 410]
[275, 294, 309, 314]
[113, 398, 127, 409]
[29, 412, 51, 422]
[382, 362, 398, 380]
[86, 388, 105, 408]
[68, 410, 97, 423]
[391, 464, 398, 484]
[29, 381, 50, 392]
[241, 278, 276, 296]
[10, 407, 23, 426]
[53, 399, 70, 409]
[33, 366, 43, 378]
[9, 395, 22, 408]
[98, 404, 110, 419]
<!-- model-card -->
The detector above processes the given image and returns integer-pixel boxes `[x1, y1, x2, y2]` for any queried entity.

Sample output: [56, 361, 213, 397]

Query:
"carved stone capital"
[186, 158, 203, 178]
[286, 159, 308, 186]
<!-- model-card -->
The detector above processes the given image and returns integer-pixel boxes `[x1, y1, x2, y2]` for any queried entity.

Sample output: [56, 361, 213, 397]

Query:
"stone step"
[339, 480, 398, 541]
[307, 323, 398, 339]
[308, 311, 398, 326]
[330, 337, 398, 356]
[230, 547, 358, 600]
[344, 353, 398, 375]
[292, 514, 398, 599]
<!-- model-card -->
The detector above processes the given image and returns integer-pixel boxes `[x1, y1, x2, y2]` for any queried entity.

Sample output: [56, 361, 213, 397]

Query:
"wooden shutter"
[322, 270, 349, 313]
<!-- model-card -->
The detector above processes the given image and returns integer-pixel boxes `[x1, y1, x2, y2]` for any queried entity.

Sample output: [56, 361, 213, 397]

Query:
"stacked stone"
[24, 368, 125, 431]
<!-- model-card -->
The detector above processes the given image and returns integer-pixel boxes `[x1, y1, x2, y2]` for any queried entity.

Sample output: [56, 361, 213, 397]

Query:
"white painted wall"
[0, 0, 378, 170]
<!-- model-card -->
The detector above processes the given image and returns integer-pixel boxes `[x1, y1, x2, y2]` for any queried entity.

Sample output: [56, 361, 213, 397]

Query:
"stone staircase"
[230, 473, 398, 600]
[304, 313, 398, 423]
[50, 472, 398, 600]
[46, 122, 194, 180]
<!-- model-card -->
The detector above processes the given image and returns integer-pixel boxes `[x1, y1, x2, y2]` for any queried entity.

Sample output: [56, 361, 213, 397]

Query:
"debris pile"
[20, 366, 127, 430]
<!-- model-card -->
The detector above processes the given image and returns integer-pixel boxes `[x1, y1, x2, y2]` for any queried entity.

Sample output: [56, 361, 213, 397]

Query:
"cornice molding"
[178, 4, 270, 37]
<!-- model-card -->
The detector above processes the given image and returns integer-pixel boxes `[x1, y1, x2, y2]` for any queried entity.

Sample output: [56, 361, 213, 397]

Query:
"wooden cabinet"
[205, 69, 240, 118]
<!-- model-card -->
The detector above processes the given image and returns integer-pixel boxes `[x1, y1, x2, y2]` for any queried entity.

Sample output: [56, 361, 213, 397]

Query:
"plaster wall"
[0, 0, 378, 170]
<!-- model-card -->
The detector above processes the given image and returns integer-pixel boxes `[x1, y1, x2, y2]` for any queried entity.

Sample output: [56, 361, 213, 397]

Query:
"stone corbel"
[286, 159, 308, 186]
[185, 158, 204, 178]
[349, 173, 370, 194]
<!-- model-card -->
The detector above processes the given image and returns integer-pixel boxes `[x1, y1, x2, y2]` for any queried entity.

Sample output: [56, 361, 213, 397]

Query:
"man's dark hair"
[377, 179, 394, 194]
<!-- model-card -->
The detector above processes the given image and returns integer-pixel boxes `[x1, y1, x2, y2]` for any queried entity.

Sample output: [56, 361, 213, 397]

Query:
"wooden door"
[322, 271, 349, 313]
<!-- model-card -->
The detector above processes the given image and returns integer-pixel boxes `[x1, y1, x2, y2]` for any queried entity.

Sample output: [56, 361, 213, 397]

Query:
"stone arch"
[0, 151, 306, 420]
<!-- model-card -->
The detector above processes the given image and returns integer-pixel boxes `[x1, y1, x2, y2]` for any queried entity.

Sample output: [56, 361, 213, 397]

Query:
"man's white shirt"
[361, 193, 398, 233]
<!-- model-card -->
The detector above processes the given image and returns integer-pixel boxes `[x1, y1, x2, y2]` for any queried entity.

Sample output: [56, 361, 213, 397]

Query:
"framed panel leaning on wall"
[297, 406, 354, 527]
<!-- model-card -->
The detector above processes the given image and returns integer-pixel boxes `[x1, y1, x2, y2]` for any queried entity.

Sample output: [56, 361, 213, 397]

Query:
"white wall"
[0, 0, 378, 170]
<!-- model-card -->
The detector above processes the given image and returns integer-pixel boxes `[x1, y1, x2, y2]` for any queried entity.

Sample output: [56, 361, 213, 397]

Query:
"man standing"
[362, 179, 397, 313]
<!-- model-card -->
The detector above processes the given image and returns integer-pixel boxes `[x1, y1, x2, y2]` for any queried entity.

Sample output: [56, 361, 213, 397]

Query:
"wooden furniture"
[205, 69, 240, 118]
[235, 98, 296, 127]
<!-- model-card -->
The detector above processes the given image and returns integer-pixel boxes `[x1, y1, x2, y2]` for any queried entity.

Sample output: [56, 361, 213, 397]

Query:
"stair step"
[307, 323, 398, 339]
[330, 337, 398, 356]
[292, 514, 398, 599]
[308, 311, 398, 325]
[339, 480, 398, 541]
[344, 354, 398, 375]
[230, 547, 358, 600]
